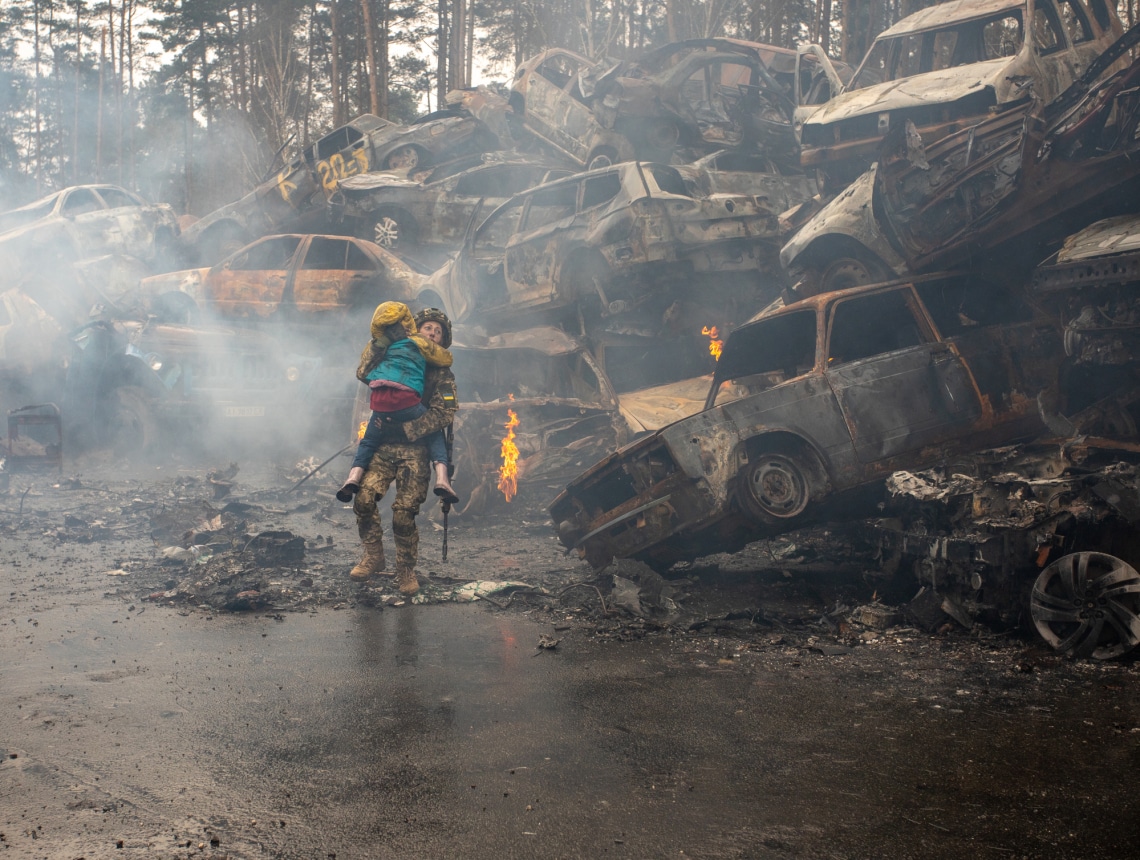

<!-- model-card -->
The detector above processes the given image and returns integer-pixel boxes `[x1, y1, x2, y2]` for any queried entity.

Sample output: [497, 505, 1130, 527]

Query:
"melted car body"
[551, 274, 1064, 570]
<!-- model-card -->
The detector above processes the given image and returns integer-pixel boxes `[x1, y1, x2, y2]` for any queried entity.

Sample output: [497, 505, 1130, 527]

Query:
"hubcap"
[749, 455, 808, 518]
[1031, 552, 1140, 659]
[373, 216, 399, 247]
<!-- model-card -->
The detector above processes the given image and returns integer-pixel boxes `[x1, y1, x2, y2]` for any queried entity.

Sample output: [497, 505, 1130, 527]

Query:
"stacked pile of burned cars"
[553, 5, 1140, 660]
[7, 5, 1140, 659]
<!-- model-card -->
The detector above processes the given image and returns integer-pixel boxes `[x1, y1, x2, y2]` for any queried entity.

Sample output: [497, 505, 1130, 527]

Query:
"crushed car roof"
[1054, 215, 1140, 263]
[452, 325, 584, 355]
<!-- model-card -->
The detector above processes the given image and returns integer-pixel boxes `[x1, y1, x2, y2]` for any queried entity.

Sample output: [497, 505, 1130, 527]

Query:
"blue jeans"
[351, 402, 448, 470]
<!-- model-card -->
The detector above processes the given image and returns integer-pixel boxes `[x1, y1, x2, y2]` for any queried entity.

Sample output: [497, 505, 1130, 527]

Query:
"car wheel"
[1031, 552, 1140, 660]
[739, 451, 812, 524]
[106, 385, 160, 457]
[586, 148, 618, 170]
[385, 146, 422, 171]
[370, 209, 419, 249]
[819, 255, 889, 292]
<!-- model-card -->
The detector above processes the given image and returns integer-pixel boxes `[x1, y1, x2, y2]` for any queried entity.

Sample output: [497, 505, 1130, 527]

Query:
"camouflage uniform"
[352, 340, 458, 578]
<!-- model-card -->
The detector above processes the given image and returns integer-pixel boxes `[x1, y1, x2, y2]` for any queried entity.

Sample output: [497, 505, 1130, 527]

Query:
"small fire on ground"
[498, 409, 520, 502]
[702, 325, 723, 361]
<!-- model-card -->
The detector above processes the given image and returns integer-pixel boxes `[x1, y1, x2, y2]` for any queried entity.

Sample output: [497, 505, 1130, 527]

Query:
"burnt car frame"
[335, 154, 570, 257]
[180, 111, 501, 265]
[509, 40, 802, 169]
[0, 184, 179, 266]
[798, 0, 1124, 190]
[139, 233, 420, 327]
[551, 274, 1066, 571]
[419, 161, 783, 331]
[781, 26, 1140, 294]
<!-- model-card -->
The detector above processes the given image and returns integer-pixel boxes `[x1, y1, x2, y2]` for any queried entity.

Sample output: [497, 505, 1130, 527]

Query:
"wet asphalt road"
[4, 458, 1140, 859]
[5, 589, 1140, 859]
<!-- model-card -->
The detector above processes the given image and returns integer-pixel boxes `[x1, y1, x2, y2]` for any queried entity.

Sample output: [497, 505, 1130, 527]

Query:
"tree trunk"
[34, 0, 42, 192]
[360, 0, 380, 116]
[436, 0, 447, 107]
[330, 0, 343, 126]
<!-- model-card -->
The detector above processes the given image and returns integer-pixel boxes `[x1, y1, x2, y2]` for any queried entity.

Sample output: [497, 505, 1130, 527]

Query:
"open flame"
[702, 325, 723, 361]
[498, 408, 520, 502]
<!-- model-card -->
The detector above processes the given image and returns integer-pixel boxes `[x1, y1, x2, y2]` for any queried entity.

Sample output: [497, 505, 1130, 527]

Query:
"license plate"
[223, 405, 265, 418]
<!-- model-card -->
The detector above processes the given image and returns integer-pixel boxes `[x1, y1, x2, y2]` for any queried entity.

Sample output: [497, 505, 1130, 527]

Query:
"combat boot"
[336, 467, 366, 502]
[396, 566, 419, 596]
[350, 540, 386, 581]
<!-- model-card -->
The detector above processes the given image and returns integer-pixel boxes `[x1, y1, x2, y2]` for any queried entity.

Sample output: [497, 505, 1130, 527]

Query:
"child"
[336, 301, 459, 505]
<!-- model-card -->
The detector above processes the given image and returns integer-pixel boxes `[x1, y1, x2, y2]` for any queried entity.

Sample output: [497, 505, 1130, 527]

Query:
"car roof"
[453, 325, 584, 355]
[878, 0, 1024, 39]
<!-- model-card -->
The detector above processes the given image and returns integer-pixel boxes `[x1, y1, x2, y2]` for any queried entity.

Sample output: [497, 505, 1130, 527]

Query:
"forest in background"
[1, 0, 1138, 216]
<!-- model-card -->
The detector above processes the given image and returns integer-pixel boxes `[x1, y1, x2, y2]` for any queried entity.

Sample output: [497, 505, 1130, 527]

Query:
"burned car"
[180, 111, 502, 265]
[798, 0, 1125, 191]
[509, 40, 799, 168]
[0, 184, 179, 266]
[336, 154, 570, 257]
[551, 274, 1066, 571]
[139, 233, 421, 327]
[418, 161, 783, 331]
[782, 29, 1140, 294]
[64, 317, 327, 455]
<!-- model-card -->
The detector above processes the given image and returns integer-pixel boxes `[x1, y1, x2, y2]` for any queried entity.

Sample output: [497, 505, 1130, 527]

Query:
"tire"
[738, 448, 815, 525]
[586, 147, 618, 170]
[368, 208, 419, 250]
[385, 145, 423, 171]
[818, 255, 890, 292]
[106, 385, 160, 457]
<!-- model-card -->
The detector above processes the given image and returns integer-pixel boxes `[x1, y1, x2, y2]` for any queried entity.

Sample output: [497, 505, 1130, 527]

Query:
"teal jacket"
[365, 338, 425, 396]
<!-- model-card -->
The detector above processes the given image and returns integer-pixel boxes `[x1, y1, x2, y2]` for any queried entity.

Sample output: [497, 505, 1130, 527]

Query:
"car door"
[523, 53, 594, 163]
[290, 236, 378, 315]
[824, 286, 982, 464]
[502, 180, 580, 308]
[61, 187, 119, 257]
[94, 187, 153, 260]
[204, 235, 301, 318]
[1029, 0, 1083, 99]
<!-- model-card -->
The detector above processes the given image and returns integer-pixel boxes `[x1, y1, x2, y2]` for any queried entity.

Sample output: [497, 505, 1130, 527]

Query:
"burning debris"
[497, 408, 520, 503]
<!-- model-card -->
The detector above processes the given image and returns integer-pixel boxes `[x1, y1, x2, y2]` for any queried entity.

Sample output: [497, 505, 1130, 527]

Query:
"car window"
[315, 125, 364, 161]
[582, 174, 622, 210]
[521, 183, 577, 231]
[96, 187, 139, 209]
[895, 34, 924, 79]
[301, 237, 350, 269]
[62, 189, 102, 216]
[536, 54, 580, 89]
[982, 13, 1025, 58]
[228, 236, 301, 270]
[1086, 0, 1112, 30]
[716, 310, 817, 394]
[827, 290, 926, 365]
[345, 241, 378, 271]
[931, 31, 959, 71]
[647, 166, 690, 197]
[1057, 0, 1093, 44]
[1033, 0, 1066, 54]
[474, 199, 524, 255]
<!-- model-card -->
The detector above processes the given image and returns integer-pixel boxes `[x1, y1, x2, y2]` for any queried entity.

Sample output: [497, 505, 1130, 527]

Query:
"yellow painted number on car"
[317, 148, 371, 191]
[276, 170, 298, 203]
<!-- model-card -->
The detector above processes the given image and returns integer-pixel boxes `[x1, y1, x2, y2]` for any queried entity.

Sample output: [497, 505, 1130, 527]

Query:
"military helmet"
[414, 307, 452, 348]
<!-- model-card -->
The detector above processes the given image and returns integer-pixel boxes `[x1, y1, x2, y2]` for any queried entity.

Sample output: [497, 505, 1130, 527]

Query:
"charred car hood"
[804, 60, 1008, 127]
[618, 375, 712, 434]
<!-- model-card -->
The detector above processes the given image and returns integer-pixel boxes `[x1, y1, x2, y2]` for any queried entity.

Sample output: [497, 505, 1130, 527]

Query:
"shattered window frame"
[1057, 0, 1094, 44]
[61, 188, 102, 217]
[94, 187, 143, 210]
[1033, 0, 1067, 55]
[850, 10, 1026, 89]
[300, 236, 352, 270]
[709, 309, 818, 406]
[225, 235, 303, 271]
[825, 288, 932, 366]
